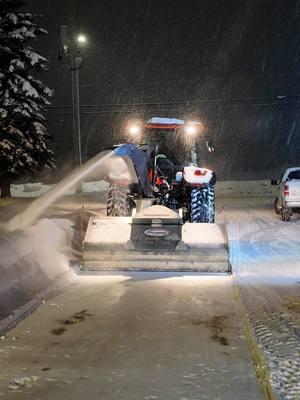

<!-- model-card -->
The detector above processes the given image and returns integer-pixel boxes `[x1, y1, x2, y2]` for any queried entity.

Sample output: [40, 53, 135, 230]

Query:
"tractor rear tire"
[190, 186, 215, 223]
[107, 184, 131, 216]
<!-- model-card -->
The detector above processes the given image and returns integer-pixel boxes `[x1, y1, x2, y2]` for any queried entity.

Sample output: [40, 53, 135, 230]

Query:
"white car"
[271, 167, 300, 221]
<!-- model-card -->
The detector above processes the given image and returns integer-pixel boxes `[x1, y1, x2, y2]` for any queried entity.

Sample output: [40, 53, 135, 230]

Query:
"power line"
[48, 108, 192, 116]
[47, 95, 300, 110]
[80, 71, 300, 88]
[88, 47, 300, 71]
[47, 102, 300, 116]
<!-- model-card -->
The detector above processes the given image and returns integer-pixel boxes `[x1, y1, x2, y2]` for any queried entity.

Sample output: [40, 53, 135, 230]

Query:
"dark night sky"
[26, 0, 300, 179]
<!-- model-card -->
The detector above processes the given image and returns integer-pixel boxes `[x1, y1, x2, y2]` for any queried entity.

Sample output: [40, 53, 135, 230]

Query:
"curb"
[233, 276, 276, 400]
[0, 269, 75, 335]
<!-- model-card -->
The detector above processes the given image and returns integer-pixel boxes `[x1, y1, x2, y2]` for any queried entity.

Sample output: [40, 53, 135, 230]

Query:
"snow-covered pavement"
[0, 275, 263, 400]
[218, 198, 300, 399]
[1, 194, 300, 399]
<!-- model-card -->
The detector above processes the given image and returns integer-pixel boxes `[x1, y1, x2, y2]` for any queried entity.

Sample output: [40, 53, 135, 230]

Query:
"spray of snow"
[0, 218, 76, 320]
[0, 219, 73, 282]
[105, 155, 133, 182]
[3, 150, 135, 232]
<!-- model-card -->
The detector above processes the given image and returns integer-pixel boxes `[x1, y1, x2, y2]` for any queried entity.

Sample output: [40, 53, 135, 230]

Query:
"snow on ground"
[217, 200, 300, 399]
[2, 185, 300, 398]
[10, 179, 275, 198]
[215, 180, 276, 198]
[11, 180, 109, 198]
[11, 182, 52, 198]
[229, 218, 300, 282]
[0, 274, 264, 400]
[0, 218, 75, 322]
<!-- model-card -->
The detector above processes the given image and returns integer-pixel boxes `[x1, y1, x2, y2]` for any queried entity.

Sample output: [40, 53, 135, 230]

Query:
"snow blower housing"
[82, 117, 230, 273]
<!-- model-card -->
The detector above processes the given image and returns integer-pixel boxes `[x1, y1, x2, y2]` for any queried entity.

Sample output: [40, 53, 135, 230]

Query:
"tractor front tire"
[107, 184, 131, 216]
[190, 186, 215, 223]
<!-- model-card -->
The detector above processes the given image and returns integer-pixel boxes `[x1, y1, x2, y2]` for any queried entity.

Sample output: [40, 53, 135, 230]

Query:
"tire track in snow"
[240, 286, 300, 399]
[228, 216, 300, 399]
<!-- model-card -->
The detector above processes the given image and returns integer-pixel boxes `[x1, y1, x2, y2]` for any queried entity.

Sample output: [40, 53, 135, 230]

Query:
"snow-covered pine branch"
[0, 0, 54, 197]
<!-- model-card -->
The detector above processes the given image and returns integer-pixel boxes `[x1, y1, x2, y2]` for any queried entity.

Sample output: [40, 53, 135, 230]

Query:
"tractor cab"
[127, 117, 204, 184]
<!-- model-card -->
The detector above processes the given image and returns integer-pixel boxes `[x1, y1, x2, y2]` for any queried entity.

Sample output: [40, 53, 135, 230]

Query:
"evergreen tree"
[0, 0, 54, 198]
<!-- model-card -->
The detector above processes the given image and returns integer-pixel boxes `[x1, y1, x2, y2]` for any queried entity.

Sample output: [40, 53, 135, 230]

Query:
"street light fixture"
[77, 34, 87, 45]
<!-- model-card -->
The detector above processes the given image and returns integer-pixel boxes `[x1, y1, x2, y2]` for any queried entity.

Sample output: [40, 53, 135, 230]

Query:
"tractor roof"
[145, 117, 203, 130]
[145, 117, 184, 130]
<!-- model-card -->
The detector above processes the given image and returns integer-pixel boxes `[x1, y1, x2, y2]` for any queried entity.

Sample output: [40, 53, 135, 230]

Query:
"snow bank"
[11, 180, 109, 198]
[11, 180, 275, 199]
[215, 180, 276, 198]
[11, 182, 53, 197]
[0, 218, 75, 321]
[82, 180, 109, 192]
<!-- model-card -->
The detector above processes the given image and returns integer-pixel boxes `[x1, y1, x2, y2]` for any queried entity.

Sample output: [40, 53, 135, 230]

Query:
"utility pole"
[70, 54, 83, 167]
[58, 26, 87, 170]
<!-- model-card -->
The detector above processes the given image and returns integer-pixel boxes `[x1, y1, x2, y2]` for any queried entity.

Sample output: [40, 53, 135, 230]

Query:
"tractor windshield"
[143, 127, 193, 167]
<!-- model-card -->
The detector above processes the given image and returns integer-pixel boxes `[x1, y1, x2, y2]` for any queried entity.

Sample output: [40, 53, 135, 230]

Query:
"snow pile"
[82, 180, 109, 192]
[0, 218, 75, 320]
[11, 182, 53, 197]
[10, 180, 109, 198]
[215, 180, 276, 198]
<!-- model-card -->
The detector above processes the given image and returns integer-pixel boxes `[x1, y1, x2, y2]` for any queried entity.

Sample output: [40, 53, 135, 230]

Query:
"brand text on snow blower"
[144, 228, 170, 237]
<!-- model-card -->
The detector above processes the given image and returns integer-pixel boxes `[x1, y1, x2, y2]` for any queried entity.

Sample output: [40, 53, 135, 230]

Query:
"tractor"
[106, 117, 216, 223]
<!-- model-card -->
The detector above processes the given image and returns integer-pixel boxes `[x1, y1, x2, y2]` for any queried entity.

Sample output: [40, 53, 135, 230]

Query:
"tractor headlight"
[185, 125, 197, 135]
[127, 121, 142, 139]
[184, 121, 204, 136]
[128, 125, 140, 135]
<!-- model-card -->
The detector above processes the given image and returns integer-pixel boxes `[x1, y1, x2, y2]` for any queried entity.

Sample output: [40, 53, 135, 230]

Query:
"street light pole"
[75, 63, 82, 166]
[70, 55, 83, 167]
[58, 26, 86, 169]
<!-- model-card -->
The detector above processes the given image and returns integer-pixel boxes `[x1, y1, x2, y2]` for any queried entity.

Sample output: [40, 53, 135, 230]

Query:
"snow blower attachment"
[81, 117, 230, 273]
[82, 205, 229, 272]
